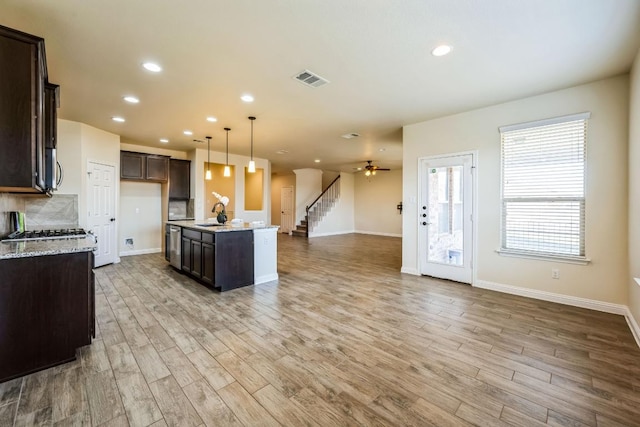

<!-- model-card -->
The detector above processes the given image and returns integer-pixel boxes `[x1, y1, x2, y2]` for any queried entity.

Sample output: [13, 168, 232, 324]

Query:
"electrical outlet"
[551, 268, 560, 279]
[125, 238, 134, 245]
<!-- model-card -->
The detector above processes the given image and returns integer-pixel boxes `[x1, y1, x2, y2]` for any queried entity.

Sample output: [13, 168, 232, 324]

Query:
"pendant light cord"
[224, 128, 230, 165]
[249, 116, 255, 161]
[206, 136, 211, 170]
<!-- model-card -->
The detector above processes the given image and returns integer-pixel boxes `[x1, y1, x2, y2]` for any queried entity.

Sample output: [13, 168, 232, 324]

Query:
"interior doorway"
[87, 161, 116, 267]
[418, 153, 475, 284]
[280, 186, 294, 233]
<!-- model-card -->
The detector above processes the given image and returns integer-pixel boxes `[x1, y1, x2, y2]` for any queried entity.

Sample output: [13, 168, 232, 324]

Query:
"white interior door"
[87, 161, 116, 267]
[280, 186, 294, 233]
[419, 154, 474, 284]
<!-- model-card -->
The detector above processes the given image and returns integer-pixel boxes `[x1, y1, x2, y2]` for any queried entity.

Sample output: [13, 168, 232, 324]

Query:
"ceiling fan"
[362, 160, 390, 176]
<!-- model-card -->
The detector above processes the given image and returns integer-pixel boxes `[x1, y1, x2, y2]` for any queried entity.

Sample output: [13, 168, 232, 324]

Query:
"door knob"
[422, 213, 427, 217]
[110, 218, 115, 222]
[422, 222, 427, 226]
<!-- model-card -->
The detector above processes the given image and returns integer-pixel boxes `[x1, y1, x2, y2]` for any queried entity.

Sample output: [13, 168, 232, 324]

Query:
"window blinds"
[500, 113, 589, 258]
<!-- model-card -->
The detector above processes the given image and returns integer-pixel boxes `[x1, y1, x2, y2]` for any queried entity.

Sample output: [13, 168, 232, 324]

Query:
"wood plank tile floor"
[1, 233, 639, 426]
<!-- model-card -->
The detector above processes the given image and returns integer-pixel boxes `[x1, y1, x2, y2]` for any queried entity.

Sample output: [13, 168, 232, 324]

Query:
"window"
[499, 112, 590, 261]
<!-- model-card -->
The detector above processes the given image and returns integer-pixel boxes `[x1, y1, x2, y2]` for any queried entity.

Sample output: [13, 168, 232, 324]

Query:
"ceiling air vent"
[293, 69, 329, 88]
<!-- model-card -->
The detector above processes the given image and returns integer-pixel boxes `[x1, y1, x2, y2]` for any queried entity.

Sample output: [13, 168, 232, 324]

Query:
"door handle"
[110, 218, 115, 222]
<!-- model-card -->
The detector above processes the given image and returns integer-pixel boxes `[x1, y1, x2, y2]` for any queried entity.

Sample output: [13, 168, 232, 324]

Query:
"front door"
[281, 186, 294, 234]
[87, 161, 116, 267]
[419, 154, 474, 283]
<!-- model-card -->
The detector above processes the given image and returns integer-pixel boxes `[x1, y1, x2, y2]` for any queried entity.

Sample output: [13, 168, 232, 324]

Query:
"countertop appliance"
[169, 225, 181, 268]
[2, 228, 88, 242]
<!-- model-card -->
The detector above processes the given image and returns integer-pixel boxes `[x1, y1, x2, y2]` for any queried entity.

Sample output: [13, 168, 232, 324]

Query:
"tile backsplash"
[168, 199, 194, 219]
[0, 193, 78, 236]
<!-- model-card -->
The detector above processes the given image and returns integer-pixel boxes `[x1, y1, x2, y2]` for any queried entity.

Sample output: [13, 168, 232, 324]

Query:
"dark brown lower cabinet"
[178, 227, 253, 291]
[0, 251, 95, 382]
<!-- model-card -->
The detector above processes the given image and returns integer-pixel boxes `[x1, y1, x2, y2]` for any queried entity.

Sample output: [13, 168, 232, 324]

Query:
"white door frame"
[417, 151, 478, 284]
[87, 159, 118, 267]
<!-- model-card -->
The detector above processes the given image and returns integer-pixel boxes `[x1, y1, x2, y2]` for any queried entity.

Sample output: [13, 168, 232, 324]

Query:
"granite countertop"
[0, 236, 97, 260]
[168, 220, 279, 233]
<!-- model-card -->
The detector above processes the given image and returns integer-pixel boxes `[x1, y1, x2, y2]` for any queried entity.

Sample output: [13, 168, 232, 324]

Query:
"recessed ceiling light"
[123, 96, 139, 104]
[241, 94, 254, 103]
[431, 45, 452, 57]
[276, 149, 289, 155]
[143, 62, 162, 72]
[206, 117, 217, 122]
[183, 130, 193, 135]
[379, 148, 386, 152]
[112, 116, 125, 122]
[341, 132, 360, 139]
[159, 138, 169, 143]
[314, 159, 321, 163]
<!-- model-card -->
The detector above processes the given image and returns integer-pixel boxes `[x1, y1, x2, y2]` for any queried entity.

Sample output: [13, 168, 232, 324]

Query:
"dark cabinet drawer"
[201, 232, 214, 243]
[182, 229, 201, 241]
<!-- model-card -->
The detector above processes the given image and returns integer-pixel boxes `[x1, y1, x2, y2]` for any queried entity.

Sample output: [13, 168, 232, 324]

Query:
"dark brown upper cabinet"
[120, 151, 169, 182]
[146, 155, 169, 181]
[0, 24, 51, 193]
[169, 159, 191, 199]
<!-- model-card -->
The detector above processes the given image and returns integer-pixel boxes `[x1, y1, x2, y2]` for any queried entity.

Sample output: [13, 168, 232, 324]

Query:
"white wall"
[310, 172, 355, 237]
[403, 75, 629, 305]
[119, 181, 162, 256]
[354, 169, 402, 237]
[629, 50, 640, 333]
[118, 142, 190, 254]
[293, 168, 323, 225]
[56, 120, 83, 197]
[57, 119, 120, 234]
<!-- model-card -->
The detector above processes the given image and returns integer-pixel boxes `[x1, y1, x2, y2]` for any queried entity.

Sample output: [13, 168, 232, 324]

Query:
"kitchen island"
[0, 237, 96, 382]
[166, 221, 279, 291]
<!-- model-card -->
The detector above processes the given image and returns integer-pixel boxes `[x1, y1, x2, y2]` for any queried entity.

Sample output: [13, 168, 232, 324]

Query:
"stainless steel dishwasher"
[169, 226, 182, 268]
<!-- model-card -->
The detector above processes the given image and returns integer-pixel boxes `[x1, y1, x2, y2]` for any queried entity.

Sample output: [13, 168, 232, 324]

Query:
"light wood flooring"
[1, 233, 639, 426]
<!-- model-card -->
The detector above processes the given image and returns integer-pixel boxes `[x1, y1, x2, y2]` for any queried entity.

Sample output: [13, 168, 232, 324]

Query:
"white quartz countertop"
[0, 237, 97, 260]
[167, 220, 279, 233]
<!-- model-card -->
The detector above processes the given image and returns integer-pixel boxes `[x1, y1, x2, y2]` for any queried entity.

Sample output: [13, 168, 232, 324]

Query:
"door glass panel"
[428, 165, 464, 265]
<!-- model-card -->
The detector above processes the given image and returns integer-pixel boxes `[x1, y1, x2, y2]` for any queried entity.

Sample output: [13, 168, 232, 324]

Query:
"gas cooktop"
[3, 228, 88, 242]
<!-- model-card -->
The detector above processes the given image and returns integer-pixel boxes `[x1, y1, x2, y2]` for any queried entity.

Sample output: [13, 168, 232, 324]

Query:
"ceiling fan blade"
[374, 167, 391, 171]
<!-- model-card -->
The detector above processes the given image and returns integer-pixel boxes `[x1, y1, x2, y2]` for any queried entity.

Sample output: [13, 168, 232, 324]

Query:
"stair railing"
[305, 175, 341, 237]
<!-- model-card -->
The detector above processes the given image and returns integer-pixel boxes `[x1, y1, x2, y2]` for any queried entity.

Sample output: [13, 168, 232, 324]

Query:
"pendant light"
[248, 116, 256, 173]
[223, 127, 231, 177]
[205, 136, 212, 180]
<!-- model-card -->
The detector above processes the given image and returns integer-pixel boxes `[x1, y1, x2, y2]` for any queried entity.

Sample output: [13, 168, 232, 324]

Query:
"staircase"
[292, 175, 340, 238]
[291, 217, 308, 237]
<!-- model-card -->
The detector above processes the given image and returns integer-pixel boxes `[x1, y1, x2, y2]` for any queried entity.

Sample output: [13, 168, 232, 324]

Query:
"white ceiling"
[2, 1, 639, 173]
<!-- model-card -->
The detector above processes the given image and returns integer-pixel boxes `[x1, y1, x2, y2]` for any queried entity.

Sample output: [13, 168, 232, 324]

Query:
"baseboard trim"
[309, 230, 355, 238]
[401, 266, 419, 275]
[354, 230, 402, 238]
[119, 248, 162, 257]
[624, 307, 640, 348]
[255, 273, 279, 285]
[474, 279, 628, 315]
[475, 279, 640, 349]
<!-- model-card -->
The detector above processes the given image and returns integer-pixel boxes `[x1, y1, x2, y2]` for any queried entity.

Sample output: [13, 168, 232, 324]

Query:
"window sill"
[496, 249, 591, 265]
